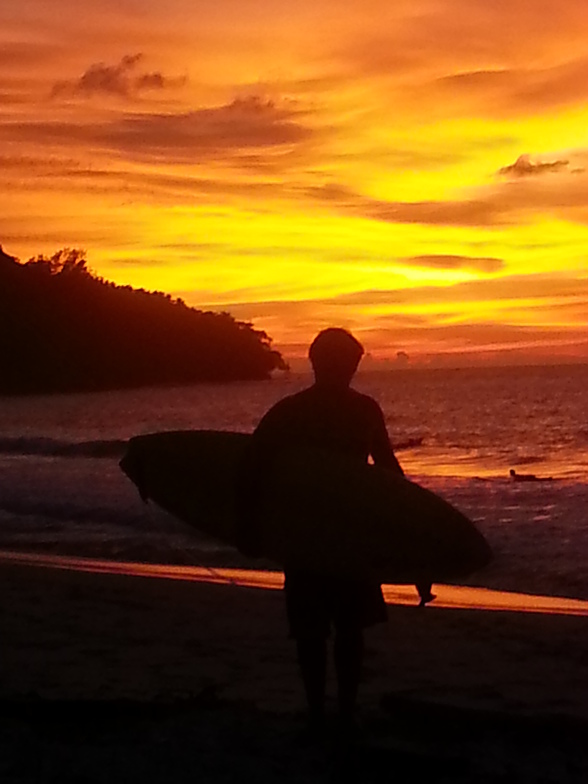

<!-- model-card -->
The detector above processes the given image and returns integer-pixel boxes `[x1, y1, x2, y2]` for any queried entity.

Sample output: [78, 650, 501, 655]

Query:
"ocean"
[1, 364, 587, 600]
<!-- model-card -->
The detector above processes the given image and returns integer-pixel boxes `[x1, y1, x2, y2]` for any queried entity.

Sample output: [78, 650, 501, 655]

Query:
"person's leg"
[296, 634, 327, 723]
[284, 570, 329, 724]
[331, 578, 384, 719]
[415, 581, 436, 607]
[333, 625, 364, 717]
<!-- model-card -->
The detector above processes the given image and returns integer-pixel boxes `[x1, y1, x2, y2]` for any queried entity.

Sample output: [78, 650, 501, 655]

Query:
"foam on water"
[0, 436, 127, 458]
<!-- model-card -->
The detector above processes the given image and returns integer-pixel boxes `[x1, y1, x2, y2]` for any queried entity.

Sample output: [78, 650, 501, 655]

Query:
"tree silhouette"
[0, 245, 287, 394]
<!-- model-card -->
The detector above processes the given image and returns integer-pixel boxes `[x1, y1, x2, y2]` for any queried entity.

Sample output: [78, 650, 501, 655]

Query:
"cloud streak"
[310, 184, 504, 227]
[0, 94, 315, 172]
[191, 272, 588, 358]
[108, 95, 309, 149]
[51, 54, 186, 99]
[429, 58, 588, 116]
[309, 149, 588, 227]
[404, 255, 503, 272]
[327, 273, 588, 308]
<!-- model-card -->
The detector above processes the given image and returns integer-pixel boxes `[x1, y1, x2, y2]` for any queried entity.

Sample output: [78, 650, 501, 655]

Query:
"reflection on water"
[1, 550, 587, 617]
[1, 365, 587, 480]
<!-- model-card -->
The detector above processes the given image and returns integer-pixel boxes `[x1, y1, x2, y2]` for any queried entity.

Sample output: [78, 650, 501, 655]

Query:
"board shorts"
[284, 569, 387, 639]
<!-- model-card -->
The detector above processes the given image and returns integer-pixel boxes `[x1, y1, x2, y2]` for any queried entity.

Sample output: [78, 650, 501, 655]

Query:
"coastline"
[2, 556, 588, 782]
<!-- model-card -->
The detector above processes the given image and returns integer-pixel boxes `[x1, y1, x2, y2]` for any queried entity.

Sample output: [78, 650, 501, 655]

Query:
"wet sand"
[1, 558, 588, 783]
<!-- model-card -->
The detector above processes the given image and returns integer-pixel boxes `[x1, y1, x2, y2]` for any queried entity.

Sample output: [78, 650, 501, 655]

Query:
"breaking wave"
[0, 437, 127, 459]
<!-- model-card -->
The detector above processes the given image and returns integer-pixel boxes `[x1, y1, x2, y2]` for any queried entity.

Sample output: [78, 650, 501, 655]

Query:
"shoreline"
[1, 549, 588, 616]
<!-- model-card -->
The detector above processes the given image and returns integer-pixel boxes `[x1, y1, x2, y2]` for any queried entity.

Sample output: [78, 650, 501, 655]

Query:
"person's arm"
[369, 402, 404, 476]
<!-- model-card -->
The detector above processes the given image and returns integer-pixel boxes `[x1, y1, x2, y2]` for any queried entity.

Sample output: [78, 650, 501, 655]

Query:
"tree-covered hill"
[0, 245, 287, 394]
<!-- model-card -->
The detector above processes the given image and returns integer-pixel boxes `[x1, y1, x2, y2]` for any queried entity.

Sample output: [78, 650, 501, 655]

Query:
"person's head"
[308, 328, 364, 387]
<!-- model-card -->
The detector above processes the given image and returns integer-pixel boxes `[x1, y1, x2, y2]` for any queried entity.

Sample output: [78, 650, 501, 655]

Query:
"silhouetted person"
[509, 468, 543, 482]
[238, 328, 405, 730]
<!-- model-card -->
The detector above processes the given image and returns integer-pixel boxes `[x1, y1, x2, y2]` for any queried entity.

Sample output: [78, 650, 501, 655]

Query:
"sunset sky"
[2, 0, 587, 365]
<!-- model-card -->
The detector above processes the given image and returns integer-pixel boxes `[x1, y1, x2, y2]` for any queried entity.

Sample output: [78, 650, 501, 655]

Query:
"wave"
[0, 433, 426, 459]
[0, 436, 127, 459]
[0, 501, 238, 561]
[395, 436, 424, 451]
[0, 498, 148, 529]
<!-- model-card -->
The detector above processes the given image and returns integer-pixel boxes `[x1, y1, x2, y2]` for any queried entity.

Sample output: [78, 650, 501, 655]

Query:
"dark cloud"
[437, 69, 514, 90]
[308, 149, 588, 227]
[51, 54, 186, 99]
[0, 94, 313, 170]
[405, 255, 503, 272]
[101, 96, 312, 162]
[310, 183, 503, 226]
[490, 161, 588, 217]
[320, 187, 460, 225]
[498, 154, 569, 178]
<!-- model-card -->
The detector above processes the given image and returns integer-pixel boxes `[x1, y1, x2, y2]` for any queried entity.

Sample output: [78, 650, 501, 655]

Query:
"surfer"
[238, 328, 409, 730]
[509, 469, 553, 482]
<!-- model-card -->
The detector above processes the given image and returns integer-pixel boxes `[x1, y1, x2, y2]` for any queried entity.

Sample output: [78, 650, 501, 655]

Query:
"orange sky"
[1, 0, 587, 365]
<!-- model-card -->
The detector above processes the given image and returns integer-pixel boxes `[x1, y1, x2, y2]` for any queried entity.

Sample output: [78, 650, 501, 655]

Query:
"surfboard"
[120, 430, 492, 583]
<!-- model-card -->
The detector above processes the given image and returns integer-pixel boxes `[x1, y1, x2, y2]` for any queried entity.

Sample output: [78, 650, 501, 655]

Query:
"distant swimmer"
[509, 469, 554, 482]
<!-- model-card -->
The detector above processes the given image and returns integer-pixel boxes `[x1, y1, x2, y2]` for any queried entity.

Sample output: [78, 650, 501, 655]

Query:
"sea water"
[0, 364, 587, 599]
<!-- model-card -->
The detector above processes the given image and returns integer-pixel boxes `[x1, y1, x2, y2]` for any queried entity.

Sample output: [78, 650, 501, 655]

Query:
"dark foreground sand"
[1, 563, 588, 783]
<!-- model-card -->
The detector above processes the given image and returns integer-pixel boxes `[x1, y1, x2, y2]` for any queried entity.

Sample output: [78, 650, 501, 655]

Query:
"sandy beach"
[1, 558, 587, 783]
